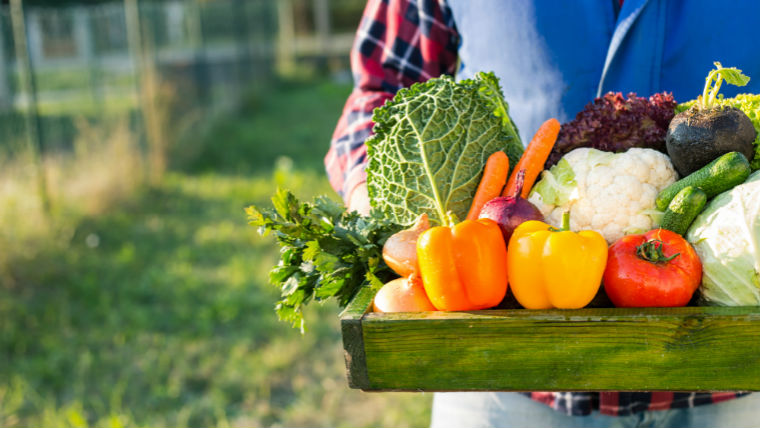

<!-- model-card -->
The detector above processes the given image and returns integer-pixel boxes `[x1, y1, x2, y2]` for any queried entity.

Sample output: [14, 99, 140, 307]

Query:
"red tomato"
[603, 229, 702, 307]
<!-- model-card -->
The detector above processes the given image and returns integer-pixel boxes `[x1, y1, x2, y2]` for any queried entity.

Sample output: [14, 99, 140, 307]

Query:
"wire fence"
[0, 0, 359, 215]
[0, 0, 281, 159]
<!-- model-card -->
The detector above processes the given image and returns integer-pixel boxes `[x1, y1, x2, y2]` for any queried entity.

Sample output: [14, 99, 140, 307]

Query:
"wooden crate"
[341, 287, 760, 392]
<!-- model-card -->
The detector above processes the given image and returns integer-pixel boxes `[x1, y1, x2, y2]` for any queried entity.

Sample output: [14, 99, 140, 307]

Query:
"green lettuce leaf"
[366, 72, 523, 226]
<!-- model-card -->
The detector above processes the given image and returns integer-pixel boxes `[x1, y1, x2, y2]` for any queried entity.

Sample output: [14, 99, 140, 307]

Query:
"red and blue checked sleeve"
[324, 0, 459, 201]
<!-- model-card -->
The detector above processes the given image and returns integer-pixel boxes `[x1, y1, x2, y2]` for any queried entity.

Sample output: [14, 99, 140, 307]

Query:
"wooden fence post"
[314, 0, 330, 53]
[276, 0, 295, 75]
[9, 0, 51, 215]
[125, 0, 168, 183]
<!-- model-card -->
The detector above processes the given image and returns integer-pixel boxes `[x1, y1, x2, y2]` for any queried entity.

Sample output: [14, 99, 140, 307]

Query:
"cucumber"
[656, 151, 750, 211]
[660, 186, 707, 236]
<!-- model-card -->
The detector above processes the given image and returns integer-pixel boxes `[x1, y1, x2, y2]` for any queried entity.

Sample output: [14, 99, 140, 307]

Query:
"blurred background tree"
[0, 1, 431, 427]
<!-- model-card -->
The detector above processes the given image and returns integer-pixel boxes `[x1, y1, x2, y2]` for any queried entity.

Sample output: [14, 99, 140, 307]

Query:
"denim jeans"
[430, 392, 759, 428]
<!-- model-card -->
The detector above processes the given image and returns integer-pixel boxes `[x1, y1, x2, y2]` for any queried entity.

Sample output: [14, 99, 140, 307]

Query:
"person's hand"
[347, 182, 371, 216]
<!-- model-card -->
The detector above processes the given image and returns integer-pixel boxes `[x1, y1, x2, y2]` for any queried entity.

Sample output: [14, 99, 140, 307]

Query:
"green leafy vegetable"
[546, 92, 677, 167]
[686, 171, 760, 306]
[530, 158, 577, 206]
[366, 72, 523, 226]
[476, 73, 524, 168]
[678, 94, 760, 170]
[247, 189, 400, 331]
[699, 62, 750, 109]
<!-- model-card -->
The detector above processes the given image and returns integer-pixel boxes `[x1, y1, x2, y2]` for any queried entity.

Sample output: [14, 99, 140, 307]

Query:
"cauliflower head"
[528, 148, 677, 243]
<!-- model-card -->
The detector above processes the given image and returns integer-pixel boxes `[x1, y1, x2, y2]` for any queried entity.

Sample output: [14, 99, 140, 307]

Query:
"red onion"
[478, 170, 544, 244]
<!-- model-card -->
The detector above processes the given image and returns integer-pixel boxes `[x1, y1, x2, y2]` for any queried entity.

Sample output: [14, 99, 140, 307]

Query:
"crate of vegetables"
[248, 64, 760, 392]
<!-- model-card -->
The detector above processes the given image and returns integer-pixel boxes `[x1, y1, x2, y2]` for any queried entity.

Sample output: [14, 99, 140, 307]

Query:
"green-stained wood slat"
[339, 286, 376, 390]
[342, 293, 760, 391]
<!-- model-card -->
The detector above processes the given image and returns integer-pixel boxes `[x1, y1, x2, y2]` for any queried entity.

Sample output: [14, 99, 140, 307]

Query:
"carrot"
[502, 118, 561, 198]
[466, 151, 510, 221]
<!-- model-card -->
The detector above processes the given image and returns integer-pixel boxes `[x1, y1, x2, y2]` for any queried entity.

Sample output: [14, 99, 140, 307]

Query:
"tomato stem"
[636, 239, 680, 263]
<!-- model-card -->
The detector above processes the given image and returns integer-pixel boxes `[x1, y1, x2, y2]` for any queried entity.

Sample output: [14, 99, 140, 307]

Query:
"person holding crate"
[326, 1, 760, 427]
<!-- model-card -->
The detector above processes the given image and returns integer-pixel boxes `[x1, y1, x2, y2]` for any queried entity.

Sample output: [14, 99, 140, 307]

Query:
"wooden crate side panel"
[340, 286, 376, 390]
[360, 308, 760, 391]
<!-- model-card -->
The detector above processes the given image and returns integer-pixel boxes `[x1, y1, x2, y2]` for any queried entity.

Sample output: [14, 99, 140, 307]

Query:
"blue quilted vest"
[448, 0, 760, 142]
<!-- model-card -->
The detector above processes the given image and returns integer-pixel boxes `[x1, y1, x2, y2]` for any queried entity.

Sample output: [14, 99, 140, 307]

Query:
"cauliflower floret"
[528, 148, 677, 243]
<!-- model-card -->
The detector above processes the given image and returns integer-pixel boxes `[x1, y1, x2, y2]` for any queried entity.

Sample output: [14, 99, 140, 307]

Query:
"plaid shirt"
[324, 0, 458, 200]
[325, 0, 747, 416]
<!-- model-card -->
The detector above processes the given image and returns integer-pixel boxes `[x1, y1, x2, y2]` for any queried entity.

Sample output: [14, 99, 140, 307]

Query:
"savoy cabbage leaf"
[366, 72, 524, 226]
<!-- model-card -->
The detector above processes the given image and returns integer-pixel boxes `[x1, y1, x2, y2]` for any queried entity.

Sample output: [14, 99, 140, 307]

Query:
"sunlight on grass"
[0, 117, 143, 286]
[48, 119, 143, 214]
[0, 77, 431, 428]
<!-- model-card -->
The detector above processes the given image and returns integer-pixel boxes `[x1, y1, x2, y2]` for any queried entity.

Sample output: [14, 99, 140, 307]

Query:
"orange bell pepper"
[416, 218, 508, 311]
[508, 212, 607, 309]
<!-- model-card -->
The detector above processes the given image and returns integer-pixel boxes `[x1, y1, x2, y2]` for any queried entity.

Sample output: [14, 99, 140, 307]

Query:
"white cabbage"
[686, 171, 760, 305]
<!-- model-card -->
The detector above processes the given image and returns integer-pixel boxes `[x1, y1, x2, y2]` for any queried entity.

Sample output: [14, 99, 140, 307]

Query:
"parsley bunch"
[246, 189, 401, 331]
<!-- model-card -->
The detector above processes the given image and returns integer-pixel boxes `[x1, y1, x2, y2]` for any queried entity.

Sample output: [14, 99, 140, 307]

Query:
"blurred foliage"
[174, 77, 352, 174]
[289, 0, 365, 34]
[330, 0, 366, 31]
[0, 76, 431, 427]
[12, 0, 221, 4]
[16, 0, 367, 26]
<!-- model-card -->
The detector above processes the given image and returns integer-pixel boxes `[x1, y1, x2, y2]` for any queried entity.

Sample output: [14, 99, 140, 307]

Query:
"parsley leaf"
[246, 189, 401, 331]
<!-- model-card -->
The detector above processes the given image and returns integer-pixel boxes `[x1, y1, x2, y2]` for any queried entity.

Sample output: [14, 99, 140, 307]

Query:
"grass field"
[0, 78, 431, 427]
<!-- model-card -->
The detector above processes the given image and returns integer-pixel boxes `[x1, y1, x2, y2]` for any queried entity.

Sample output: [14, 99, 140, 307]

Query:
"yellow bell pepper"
[417, 218, 508, 311]
[508, 212, 607, 309]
